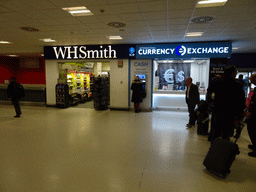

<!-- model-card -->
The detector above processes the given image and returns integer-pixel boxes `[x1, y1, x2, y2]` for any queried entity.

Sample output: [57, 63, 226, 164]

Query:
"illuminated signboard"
[44, 44, 136, 60]
[136, 42, 232, 59]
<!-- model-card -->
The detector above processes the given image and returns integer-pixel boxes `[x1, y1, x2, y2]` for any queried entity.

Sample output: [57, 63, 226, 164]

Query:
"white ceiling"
[0, 0, 255, 56]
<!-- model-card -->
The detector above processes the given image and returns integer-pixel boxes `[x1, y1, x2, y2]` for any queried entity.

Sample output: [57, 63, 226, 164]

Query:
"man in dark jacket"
[7, 77, 22, 118]
[207, 65, 245, 143]
[185, 77, 200, 128]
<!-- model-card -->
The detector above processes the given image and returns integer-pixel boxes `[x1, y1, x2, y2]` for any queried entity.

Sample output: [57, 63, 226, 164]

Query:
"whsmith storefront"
[44, 41, 232, 111]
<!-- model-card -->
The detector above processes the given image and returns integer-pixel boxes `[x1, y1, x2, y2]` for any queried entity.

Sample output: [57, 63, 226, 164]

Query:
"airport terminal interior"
[1, 104, 256, 192]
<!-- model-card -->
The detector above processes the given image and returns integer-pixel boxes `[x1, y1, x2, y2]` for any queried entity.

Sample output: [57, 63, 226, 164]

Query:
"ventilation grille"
[107, 22, 126, 28]
[191, 16, 214, 23]
[20, 27, 39, 32]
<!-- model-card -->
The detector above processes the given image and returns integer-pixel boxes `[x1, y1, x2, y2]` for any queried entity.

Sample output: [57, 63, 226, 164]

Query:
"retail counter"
[153, 90, 207, 95]
[0, 84, 46, 102]
[153, 90, 206, 110]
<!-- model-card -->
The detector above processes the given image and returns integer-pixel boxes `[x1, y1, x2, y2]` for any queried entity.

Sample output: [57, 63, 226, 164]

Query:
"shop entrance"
[152, 59, 210, 110]
[58, 62, 110, 109]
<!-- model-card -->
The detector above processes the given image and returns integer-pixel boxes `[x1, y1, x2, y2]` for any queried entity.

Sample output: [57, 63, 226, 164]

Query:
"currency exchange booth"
[133, 41, 232, 111]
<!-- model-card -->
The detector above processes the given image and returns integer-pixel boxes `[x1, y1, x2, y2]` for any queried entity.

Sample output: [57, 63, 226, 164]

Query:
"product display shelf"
[93, 77, 110, 110]
[56, 83, 69, 108]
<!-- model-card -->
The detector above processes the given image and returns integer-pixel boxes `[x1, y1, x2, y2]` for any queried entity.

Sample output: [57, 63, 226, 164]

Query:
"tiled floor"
[0, 105, 256, 192]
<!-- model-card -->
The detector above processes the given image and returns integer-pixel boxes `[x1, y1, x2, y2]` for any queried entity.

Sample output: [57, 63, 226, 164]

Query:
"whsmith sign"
[44, 44, 136, 60]
[44, 42, 232, 60]
[136, 42, 232, 59]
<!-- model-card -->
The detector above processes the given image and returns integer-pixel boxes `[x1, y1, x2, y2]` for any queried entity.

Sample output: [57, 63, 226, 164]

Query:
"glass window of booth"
[153, 59, 210, 92]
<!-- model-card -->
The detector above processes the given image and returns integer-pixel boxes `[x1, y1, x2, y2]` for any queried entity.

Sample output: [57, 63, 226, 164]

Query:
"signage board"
[44, 44, 136, 60]
[44, 42, 232, 60]
[136, 42, 232, 59]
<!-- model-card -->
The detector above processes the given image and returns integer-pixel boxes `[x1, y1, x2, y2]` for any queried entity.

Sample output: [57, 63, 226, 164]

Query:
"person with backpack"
[7, 77, 25, 118]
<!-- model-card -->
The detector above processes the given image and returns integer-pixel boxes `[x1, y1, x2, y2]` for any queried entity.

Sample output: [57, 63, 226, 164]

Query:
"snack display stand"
[56, 70, 94, 108]
[93, 76, 110, 110]
[56, 83, 69, 108]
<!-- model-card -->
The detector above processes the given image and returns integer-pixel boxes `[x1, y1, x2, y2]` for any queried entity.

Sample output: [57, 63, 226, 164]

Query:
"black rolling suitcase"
[203, 124, 244, 178]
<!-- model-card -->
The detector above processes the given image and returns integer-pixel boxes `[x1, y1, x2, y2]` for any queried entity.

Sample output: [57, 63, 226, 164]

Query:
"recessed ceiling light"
[40, 38, 56, 42]
[197, 0, 228, 8]
[185, 32, 203, 37]
[0, 41, 12, 44]
[62, 6, 94, 17]
[107, 36, 123, 40]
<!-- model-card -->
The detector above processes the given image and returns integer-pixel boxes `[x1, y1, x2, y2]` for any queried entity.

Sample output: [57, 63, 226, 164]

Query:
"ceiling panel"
[120, 13, 145, 21]
[22, 11, 53, 20]
[111, 3, 141, 14]
[169, 9, 194, 19]
[42, 9, 71, 18]
[138, 1, 167, 12]
[96, 14, 123, 24]
[2, 12, 31, 21]
[47, 0, 83, 8]
[75, 16, 103, 24]
[0, 0, 255, 54]
[168, 0, 198, 10]
[144, 12, 166, 20]
[87, 5, 117, 16]
[0, 0, 33, 12]
[19, 0, 57, 9]
[77, 0, 110, 6]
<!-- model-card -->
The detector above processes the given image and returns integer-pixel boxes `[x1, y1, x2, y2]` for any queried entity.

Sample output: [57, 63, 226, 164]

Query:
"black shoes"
[248, 151, 256, 157]
[248, 145, 254, 150]
[248, 145, 256, 157]
[14, 115, 20, 118]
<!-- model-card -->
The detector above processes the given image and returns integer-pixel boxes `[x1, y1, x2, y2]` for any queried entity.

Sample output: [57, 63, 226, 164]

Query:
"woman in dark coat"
[131, 76, 144, 113]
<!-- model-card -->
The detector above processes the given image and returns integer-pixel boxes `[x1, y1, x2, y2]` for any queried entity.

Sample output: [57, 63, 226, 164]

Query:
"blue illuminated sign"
[136, 42, 232, 59]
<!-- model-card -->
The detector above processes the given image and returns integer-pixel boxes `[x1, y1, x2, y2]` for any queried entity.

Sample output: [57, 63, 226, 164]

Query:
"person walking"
[7, 77, 23, 118]
[246, 74, 256, 157]
[131, 76, 144, 113]
[207, 65, 245, 143]
[185, 77, 200, 128]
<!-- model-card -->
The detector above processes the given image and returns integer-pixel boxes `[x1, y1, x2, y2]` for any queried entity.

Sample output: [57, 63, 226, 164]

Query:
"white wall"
[190, 60, 210, 89]
[109, 60, 129, 108]
[45, 60, 59, 105]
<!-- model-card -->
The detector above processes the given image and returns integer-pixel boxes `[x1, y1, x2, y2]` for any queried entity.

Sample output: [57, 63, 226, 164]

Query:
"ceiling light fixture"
[0, 41, 12, 44]
[197, 0, 228, 8]
[62, 6, 94, 17]
[8, 55, 18, 57]
[107, 36, 123, 40]
[185, 32, 203, 37]
[40, 38, 56, 42]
